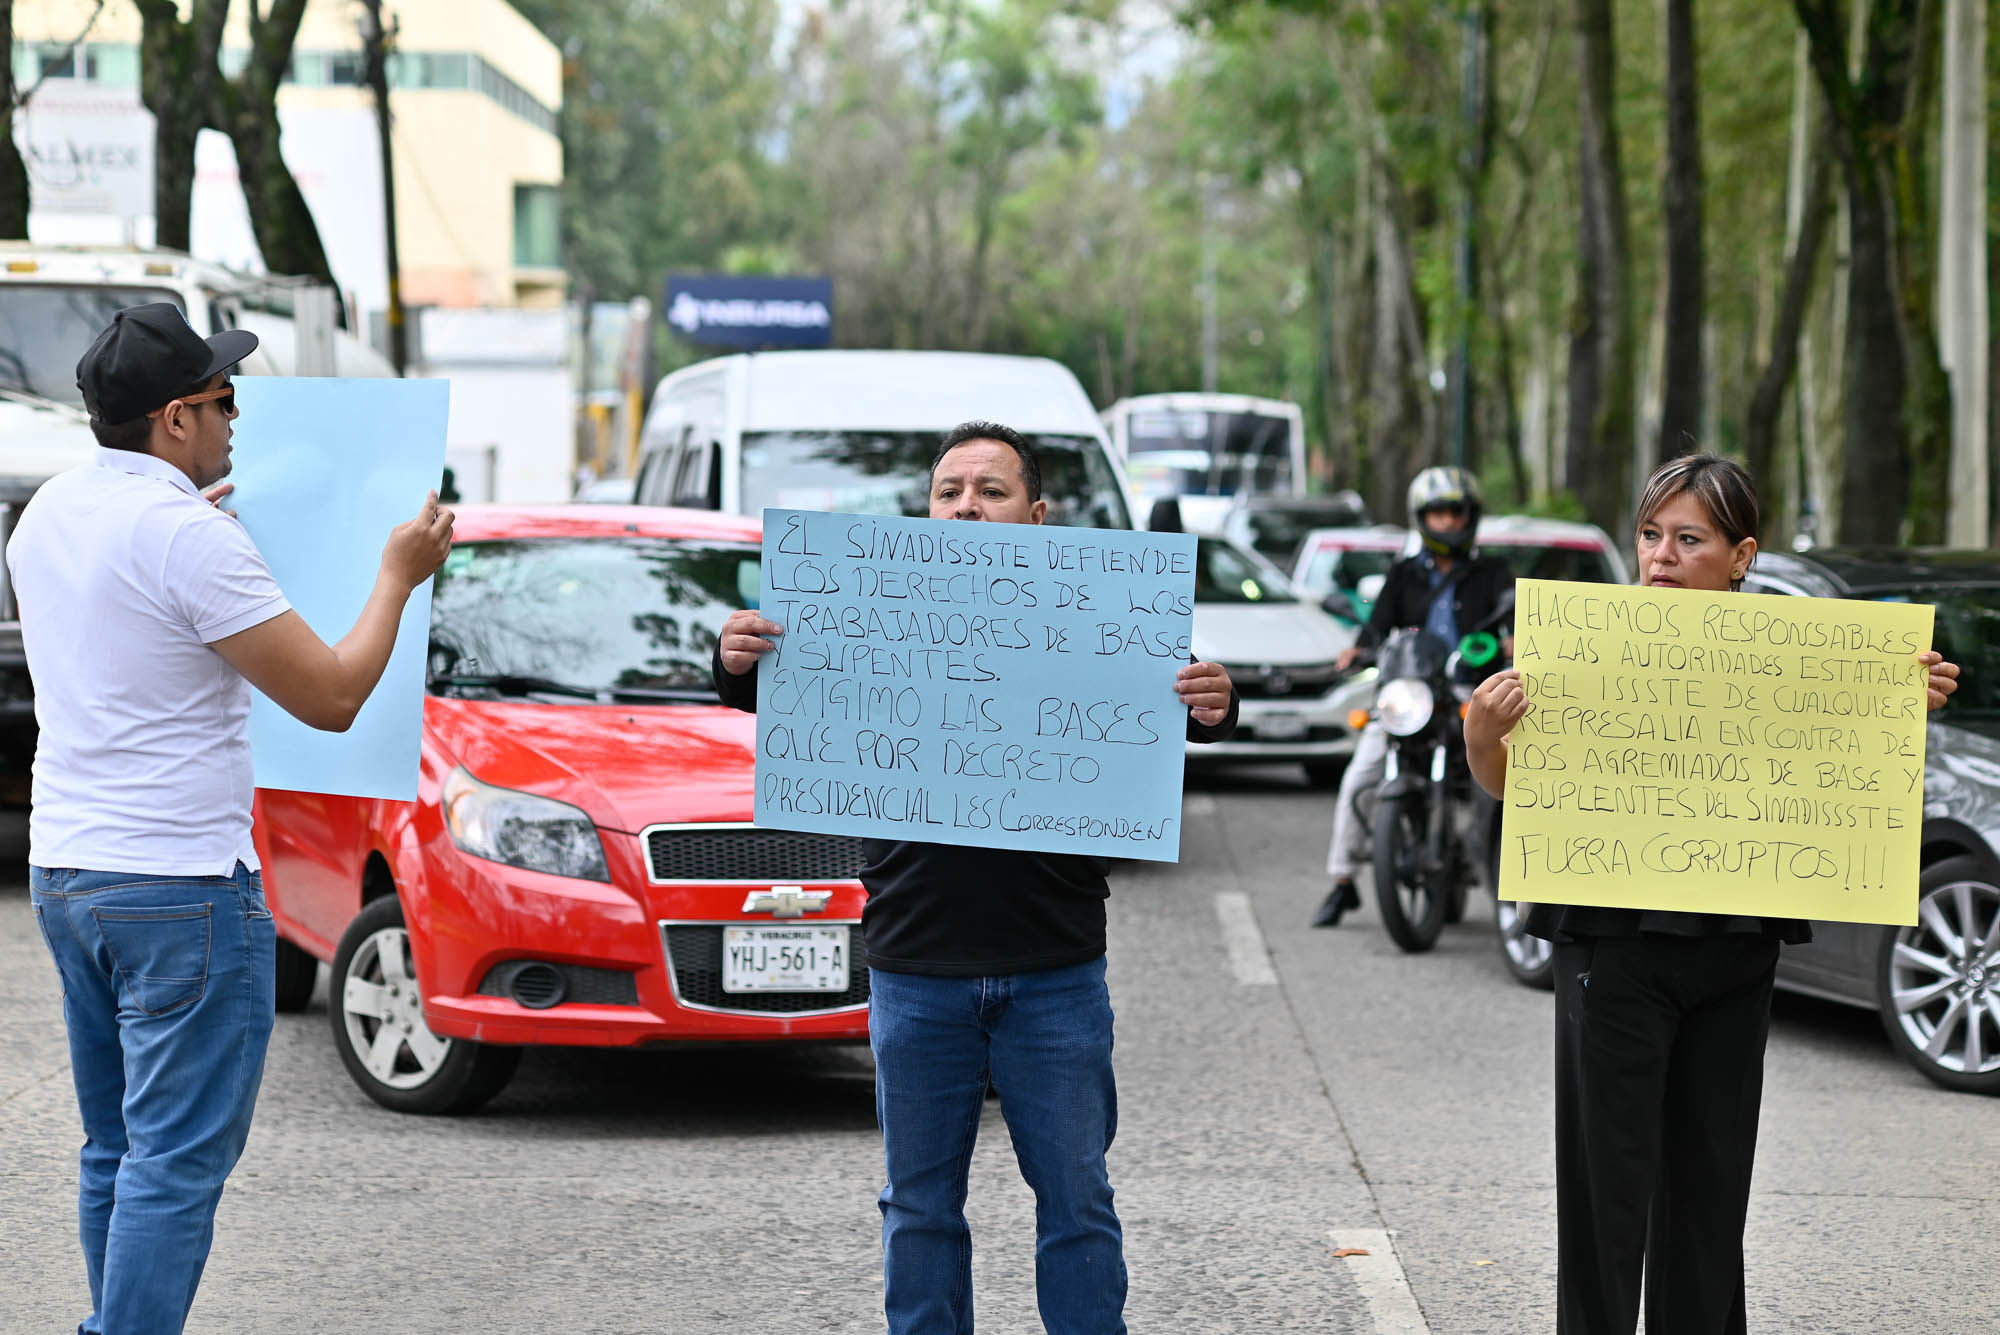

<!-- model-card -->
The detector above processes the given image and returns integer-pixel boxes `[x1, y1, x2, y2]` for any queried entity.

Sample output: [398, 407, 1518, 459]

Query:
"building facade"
[10, 0, 564, 314]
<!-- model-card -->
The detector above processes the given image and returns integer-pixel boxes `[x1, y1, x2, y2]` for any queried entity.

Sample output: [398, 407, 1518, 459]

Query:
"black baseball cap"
[75, 302, 259, 425]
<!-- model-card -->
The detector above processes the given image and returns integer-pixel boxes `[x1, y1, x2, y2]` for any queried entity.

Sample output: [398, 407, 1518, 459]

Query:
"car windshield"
[1486, 542, 1620, 585]
[1126, 408, 1294, 495]
[427, 537, 762, 701]
[1195, 538, 1298, 605]
[1299, 545, 1399, 594]
[738, 430, 1132, 529]
[1246, 502, 1366, 561]
[1878, 586, 2000, 721]
[0, 284, 185, 406]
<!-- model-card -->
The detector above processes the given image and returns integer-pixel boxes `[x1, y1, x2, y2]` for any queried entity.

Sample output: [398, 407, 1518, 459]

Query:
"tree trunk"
[1745, 123, 1833, 500]
[1565, 0, 1636, 533]
[0, 0, 30, 239]
[1658, 0, 1703, 460]
[217, 0, 338, 298]
[1890, 3, 1950, 544]
[1937, 0, 1988, 545]
[135, 0, 227, 254]
[1793, 0, 1935, 545]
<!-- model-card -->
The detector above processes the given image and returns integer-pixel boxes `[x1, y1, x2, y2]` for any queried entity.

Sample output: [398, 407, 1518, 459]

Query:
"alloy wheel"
[1496, 899, 1554, 988]
[341, 925, 454, 1090]
[1886, 877, 2000, 1080]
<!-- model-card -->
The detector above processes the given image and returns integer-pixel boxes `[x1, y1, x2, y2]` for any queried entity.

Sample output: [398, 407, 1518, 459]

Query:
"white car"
[1290, 524, 1409, 623]
[1186, 536, 1359, 786]
[1395, 514, 1630, 586]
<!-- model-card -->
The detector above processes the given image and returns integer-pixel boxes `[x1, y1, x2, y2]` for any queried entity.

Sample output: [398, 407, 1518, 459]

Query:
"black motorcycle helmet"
[1406, 466, 1482, 560]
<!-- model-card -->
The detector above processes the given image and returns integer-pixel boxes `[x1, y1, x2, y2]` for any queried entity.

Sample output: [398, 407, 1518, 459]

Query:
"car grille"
[1227, 663, 1345, 701]
[663, 925, 870, 1014]
[475, 960, 639, 1006]
[644, 826, 865, 882]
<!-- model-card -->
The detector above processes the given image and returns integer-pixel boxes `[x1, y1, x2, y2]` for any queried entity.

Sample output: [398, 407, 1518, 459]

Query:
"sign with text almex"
[753, 510, 1199, 861]
[1499, 578, 1934, 925]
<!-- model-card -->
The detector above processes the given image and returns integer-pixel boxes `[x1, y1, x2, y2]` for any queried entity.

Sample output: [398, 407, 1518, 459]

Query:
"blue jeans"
[29, 863, 276, 1335]
[869, 957, 1126, 1335]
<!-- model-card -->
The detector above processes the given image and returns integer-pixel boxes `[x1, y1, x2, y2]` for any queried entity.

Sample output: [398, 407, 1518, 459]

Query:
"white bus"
[1100, 392, 1306, 534]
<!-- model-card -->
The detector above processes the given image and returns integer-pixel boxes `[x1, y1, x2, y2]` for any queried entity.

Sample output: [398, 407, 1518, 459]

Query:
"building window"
[513, 184, 561, 270]
[35, 43, 92, 80]
[326, 52, 365, 86]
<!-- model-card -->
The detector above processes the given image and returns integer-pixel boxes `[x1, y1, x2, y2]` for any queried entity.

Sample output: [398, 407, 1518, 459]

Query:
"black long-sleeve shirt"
[714, 644, 1237, 975]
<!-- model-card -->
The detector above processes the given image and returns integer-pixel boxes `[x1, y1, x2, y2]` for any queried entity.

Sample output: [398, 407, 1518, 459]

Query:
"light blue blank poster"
[228, 377, 449, 800]
[754, 509, 1199, 861]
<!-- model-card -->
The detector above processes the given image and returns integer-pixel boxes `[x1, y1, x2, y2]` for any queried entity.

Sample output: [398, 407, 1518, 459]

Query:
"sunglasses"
[149, 383, 236, 419]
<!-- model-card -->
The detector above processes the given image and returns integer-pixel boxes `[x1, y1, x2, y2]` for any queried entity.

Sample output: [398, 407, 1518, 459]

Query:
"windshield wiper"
[603, 685, 721, 703]
[428, 673, 603, 700]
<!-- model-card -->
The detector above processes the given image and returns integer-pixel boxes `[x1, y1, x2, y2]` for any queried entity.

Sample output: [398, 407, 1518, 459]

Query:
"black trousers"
[1552, 934, 1781, 1335]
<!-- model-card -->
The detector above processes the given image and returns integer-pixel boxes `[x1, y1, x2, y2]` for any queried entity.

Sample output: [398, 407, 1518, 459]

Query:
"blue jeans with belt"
[869, 956, 1126, 1335]
[29, 863, 276, 1335]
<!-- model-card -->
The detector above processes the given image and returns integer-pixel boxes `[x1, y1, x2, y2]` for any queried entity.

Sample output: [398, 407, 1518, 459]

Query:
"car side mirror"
[1320, 590, 1360, 623]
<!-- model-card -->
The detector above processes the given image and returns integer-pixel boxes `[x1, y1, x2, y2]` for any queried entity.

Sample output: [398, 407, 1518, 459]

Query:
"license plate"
[722, 925, 850, 993]
[1256, 712, 1308, 740]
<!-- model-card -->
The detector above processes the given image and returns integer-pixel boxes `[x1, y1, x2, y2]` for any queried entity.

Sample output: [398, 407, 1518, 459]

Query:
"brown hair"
[1634, 453, 1759, 590]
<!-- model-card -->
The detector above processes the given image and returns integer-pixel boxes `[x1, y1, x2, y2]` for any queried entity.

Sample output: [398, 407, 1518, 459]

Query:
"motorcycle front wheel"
[1373, 791, 1448, 952]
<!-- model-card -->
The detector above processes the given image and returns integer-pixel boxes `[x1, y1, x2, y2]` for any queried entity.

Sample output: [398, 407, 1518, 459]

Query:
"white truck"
[0, 242, 395, 804]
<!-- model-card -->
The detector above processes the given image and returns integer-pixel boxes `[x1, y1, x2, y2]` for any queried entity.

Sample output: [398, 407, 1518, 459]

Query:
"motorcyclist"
[1311, 466, 1515, 927]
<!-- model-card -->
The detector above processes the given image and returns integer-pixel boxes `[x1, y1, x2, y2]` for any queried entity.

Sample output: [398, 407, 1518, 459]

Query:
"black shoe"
[1311, 879, 1362, 928]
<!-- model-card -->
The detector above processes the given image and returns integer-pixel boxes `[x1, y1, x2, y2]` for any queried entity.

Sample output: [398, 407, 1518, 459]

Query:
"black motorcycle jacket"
[1352, 551, 1515, 663]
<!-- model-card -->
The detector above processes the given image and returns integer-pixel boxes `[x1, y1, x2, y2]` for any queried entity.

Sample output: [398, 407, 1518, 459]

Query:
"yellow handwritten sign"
[1498, 578, 1934, 925]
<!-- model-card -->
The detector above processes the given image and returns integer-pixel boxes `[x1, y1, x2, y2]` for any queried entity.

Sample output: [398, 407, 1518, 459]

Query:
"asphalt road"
[4, 775, 1996, 1334]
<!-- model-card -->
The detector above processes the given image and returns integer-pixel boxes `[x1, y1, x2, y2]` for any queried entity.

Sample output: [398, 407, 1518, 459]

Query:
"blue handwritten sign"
[229, 377, 449, 801]
[753, 509, 1199, 861]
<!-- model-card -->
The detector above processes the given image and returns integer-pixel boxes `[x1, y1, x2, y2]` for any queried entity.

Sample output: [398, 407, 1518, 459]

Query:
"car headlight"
[441, 766, 610, 881]
[1375, 678, 1434, 736]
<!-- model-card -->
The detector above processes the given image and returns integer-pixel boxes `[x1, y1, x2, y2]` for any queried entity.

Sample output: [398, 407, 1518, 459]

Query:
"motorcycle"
[1361, 605, 1510, 953]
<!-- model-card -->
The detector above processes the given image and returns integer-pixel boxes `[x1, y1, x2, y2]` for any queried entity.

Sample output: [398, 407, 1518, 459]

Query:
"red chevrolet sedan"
[253, 505, 869, 1114]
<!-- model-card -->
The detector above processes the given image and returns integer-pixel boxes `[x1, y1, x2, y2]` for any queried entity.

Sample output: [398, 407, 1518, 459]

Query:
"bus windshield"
[1125, 407, 1296, 496]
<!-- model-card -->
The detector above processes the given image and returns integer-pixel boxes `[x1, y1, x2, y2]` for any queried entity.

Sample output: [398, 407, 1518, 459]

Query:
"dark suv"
[1742, 550, 2000, 1095]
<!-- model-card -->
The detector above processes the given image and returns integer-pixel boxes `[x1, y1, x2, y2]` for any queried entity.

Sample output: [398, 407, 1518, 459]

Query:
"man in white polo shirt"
[12, 303, 454, 1335]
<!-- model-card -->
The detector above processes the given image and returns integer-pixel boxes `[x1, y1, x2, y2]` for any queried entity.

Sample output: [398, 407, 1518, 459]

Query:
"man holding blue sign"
[13, 303, 453, 1335]
[715, 421, 1237, 1335]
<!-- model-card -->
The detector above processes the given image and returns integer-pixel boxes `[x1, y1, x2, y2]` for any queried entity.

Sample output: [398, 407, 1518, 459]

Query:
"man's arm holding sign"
[212, 493, 455, 732]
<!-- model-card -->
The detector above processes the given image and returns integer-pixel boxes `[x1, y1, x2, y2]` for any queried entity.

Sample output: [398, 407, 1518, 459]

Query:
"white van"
[632, 350, 1135, 529]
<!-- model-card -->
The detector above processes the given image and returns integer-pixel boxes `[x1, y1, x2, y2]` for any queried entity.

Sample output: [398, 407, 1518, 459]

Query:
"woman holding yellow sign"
[1464, 453, 1960, 1335]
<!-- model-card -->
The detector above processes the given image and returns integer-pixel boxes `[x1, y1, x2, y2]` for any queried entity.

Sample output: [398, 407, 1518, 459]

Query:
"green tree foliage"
[513, 0, 785, 302]
[519, 0, 1983, 540]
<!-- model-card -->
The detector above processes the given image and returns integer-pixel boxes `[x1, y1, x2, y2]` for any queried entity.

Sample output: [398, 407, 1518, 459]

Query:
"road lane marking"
[1214, 891, 1277, 985]
[1184, 791, 1217, 817]
[1328, 1229, 1431, 1333]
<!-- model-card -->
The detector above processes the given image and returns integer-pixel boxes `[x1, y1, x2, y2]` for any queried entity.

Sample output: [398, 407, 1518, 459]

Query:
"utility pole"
[358, 0, 407, 375]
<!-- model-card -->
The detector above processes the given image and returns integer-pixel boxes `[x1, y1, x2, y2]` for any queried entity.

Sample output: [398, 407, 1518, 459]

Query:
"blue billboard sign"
[663, 274, 834, 348]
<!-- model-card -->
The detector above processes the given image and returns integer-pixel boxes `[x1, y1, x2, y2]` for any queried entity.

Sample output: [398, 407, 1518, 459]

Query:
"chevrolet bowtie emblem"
[742, 886, 831, 918]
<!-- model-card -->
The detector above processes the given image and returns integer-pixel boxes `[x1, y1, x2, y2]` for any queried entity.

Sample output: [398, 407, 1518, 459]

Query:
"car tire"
[1873, 855, 2000, 1095]
[274, 937, 319, 1013]
[329, 893, 521, 1115]
[1302, 759, 1345, 788]
[1495, 900, 1555, 990]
